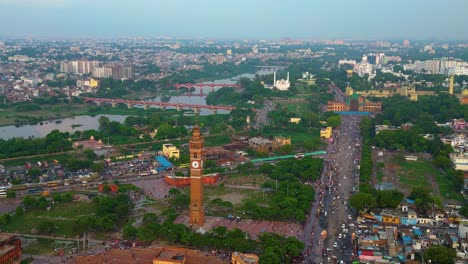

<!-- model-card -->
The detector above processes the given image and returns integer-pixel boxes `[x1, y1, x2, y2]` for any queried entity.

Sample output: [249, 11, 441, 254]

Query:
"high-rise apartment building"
[92, 67, 113, 78]
[91, 64, 133, 80]
[60, 60, 100, 74]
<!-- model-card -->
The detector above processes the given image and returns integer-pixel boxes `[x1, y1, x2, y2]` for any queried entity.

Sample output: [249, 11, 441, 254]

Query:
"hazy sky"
[0, 0, 467, 40]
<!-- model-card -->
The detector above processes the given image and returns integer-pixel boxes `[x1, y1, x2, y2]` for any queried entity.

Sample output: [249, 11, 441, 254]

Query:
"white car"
[333, 242, 338, 248]
[338, 233, 342, 239]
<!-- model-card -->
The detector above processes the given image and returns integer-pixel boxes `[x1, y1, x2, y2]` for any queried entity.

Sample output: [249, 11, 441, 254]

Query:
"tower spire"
[189, 126, 205, 227]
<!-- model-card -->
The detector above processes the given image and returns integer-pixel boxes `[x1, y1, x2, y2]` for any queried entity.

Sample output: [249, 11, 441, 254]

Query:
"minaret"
[273, 71, 276, 86]
[189, 126, 205, 226]
[287, 72, 289, 82]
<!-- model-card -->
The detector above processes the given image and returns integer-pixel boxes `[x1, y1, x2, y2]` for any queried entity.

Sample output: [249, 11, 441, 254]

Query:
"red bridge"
[174, 83, 241, 96]
[82, 97, 235, 113]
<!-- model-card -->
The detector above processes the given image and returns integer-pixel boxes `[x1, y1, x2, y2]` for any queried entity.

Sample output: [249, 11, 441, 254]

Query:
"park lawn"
[279, 102, 310, 113]
[397, 160, 433, 187]
[435, 174, 463, 201]
[207, 188, 261, 217]
[4, 202, 95, 236]
[142, 200, 170, 214]
[23, 238, 76, 256]
[396, 159, 462, 201]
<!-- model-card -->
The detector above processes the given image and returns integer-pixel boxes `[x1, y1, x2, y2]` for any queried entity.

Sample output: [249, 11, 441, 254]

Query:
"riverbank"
[0, 103, 178, 127]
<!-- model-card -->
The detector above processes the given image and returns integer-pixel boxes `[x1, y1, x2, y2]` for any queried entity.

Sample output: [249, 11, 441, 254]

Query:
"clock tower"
[189, 126, 205, 226]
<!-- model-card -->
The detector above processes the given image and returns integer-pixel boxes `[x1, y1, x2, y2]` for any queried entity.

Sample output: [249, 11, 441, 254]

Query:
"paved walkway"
[175, 214, 303, 240]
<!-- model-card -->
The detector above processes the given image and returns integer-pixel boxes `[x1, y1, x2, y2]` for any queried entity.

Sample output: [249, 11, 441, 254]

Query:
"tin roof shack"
[359, 233, 387, 247]
[401, 230, 413, 245]
[386, 226, 398, 258]
[446, 234, 460, 249]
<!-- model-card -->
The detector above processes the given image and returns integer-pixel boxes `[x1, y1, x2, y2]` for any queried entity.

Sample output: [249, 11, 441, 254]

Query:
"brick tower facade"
[189, 126, 205, 226]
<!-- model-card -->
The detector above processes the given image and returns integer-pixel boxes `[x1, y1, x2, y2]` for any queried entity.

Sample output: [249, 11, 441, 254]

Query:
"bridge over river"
[82, 97, 235, 114]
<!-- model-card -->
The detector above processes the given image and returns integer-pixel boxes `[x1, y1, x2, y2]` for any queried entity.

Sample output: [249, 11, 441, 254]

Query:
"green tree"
[28, 168, 41, 177]
[259, 163, 274, 175]
[22, 196, 38, 209]
[168, 188, 181, 197]
[142, 213, 159, 224]
[95, 215, 115, 231]
[423, 245, 456, 264]
[434, 155, 451, 170]
[349, 192, 377, 210]
[326, 115, 341, 128]
[302, 112, 319, 128]
[6, 190, 16, 198]
[15, 206, 24, 216]
[123, 225, 138, 240]
[259, 248, 282, 264]
[460, 203, 468, 218]
[377, 190, 404, 208]
[0, 214, 10, 227]
[91, 162, 104, 174]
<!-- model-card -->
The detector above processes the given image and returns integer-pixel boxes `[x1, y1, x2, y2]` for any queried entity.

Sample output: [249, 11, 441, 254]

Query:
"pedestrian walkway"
[174, 214, 303, 240]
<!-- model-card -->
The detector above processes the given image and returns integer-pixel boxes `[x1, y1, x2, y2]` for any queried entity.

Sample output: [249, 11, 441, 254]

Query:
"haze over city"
[1, 0, 468, 40]
[1, 0, 468, 263]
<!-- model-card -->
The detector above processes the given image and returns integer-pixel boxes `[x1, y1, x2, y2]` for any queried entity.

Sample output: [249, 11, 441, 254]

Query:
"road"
[302, 115, 362, 264]
[253, 99, 275, 129]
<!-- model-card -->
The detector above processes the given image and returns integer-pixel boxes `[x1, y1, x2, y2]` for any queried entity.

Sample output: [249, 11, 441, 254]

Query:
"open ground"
[371, 149, 461, 202]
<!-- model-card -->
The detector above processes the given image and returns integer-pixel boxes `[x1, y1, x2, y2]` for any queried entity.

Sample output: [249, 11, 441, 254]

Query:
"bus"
[47, 181, 59, 187]
[10, 184, 27, 191]
[294, 153, 305, 159]
[27, 188, 44, 194]
[0, 186, 7, 197]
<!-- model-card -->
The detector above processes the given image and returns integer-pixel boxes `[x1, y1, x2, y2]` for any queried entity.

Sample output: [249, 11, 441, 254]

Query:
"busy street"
[303, 115, 363, 264]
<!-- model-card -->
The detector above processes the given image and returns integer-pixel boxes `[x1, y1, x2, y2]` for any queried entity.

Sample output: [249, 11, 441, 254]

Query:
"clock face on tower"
[191, 161, 200, 169]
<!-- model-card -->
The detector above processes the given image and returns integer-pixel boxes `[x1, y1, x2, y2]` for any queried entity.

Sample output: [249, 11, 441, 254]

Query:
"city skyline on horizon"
[0, 0, 468, 40]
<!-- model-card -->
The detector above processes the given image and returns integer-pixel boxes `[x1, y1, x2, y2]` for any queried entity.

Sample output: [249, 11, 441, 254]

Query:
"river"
[0, 70, 274, 140]
[0, 115, 127, 140]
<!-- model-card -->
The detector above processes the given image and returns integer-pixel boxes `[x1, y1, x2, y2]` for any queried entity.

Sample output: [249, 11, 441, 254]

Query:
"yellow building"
[355, 85, 436, 102]
[320, 127, 332, 139]
[274, 136, 291, 146]
[89, 78, 99, 88]
[231, 252, 259, 264]
[382, 215, 400, 225]
[163, 144, 180, 159]
[290, 117, 301, 124]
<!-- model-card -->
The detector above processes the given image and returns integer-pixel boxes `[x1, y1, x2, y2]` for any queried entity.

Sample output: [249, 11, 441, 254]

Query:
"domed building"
[264, 71, 290, 91]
